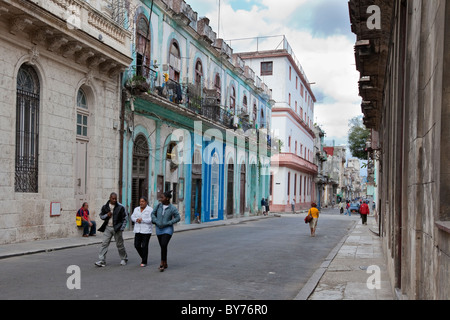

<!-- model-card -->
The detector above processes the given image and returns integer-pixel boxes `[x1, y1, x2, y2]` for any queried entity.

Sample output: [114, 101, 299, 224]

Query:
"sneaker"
[95, 260, 106, 267]
[120, 259, 127, 266]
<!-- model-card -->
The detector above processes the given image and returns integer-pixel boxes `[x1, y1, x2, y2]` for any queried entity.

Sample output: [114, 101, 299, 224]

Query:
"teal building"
[120, 0, 274, 224]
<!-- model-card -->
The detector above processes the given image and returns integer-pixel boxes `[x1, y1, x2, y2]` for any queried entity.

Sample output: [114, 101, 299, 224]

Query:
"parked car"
[349, 202, 360, 214]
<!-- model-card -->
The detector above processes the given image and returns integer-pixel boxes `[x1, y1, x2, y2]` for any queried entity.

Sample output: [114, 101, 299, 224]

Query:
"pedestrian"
[151, 190, 181, 272]
[77, 202, 96, 237]
[339, 201, 344, 214]
[291, 198, 295, 214]
[346, 200, 351, 216]
[307, 202, 320, 237]
[261, 198, 267, 216]
[95, 192, 128, 267]
[265, 198, 270, 215]
[131, 196, 153, 267]
[359, 201, 370, 225]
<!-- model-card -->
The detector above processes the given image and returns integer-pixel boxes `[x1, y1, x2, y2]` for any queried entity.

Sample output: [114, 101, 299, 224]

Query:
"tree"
[348, 116, 370, 160]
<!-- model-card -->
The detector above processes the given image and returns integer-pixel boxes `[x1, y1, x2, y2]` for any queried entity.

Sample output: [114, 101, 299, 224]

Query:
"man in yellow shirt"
[308, 203, 320, 237]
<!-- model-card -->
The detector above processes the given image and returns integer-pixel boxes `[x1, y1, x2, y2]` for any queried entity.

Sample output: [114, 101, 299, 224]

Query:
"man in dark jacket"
[95, 192, 128, 267]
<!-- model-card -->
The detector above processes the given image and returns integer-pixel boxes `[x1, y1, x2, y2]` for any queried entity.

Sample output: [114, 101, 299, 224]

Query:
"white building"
[238, 36, 318, 212]
[0, 0, 132, 244]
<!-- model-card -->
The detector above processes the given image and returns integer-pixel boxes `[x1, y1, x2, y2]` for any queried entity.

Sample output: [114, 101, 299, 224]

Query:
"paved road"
[0, 211, 357, 300]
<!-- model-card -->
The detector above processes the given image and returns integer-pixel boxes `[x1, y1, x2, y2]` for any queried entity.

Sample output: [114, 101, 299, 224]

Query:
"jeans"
[82, 220, 96, 236]
[157, 234, 172, 262]
[98, 226, 128, 262]
[134, 233, 151, 264]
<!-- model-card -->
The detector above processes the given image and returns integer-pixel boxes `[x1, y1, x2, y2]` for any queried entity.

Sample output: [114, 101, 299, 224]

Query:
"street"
[0, 210, 357, 300]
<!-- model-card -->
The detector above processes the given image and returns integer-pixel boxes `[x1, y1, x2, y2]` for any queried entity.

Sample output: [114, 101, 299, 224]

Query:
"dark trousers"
[134, 233, 151, 264]
[361, 214, 368, 224]
[157, 234, 172, 261]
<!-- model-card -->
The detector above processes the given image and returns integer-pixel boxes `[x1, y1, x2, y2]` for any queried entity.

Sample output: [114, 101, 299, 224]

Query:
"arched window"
[136, 15, 151, 77]
[15, 64, 40, 193]
[253, 102, 257, 122]
[166, 141, 178, 162]
[195, 60, 203, 85]
[214, 74, 221, 91]
[243, 95, 248, 112]
[76, 89, 89, 137]
[169, 40, 181, 82]
[230, 85, 236, 112]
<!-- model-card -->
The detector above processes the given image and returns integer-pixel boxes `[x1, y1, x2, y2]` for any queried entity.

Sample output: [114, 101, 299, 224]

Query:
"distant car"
[349, 202, 360, 214]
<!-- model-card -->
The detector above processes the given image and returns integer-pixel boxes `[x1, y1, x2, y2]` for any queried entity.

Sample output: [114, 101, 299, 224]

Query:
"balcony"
[272, 153, 318, 175]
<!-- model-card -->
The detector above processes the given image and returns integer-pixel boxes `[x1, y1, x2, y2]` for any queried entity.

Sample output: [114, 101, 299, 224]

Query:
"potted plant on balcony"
[125, 75, 149, 93]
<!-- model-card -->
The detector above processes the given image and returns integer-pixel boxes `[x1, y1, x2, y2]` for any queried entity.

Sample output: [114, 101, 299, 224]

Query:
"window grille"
[15, 65, 40, 193]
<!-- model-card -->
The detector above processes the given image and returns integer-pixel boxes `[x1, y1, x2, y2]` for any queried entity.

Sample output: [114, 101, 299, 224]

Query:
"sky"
[185, 0, 363, 147]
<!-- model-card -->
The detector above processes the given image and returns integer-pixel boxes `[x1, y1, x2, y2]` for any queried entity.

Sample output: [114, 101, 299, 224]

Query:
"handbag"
[304, 215, 313, 224]
[76, 215, 82, 227]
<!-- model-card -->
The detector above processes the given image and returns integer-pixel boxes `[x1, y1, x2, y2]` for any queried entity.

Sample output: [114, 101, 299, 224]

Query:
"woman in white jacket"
[131, 196, 153, 267]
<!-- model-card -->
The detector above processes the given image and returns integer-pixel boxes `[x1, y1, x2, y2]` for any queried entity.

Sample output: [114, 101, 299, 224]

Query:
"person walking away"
[359, 201, 370, 225]
[307, 203, 320, 237]
[131, 196, 153, 267]
[151, 190, 181, 272]
[291, 199, 295, 214]
[95, 192, 128, 267]
[77, 202, 96, 237]
[261, 198, 266, 216]
[265, 198, 270, 215]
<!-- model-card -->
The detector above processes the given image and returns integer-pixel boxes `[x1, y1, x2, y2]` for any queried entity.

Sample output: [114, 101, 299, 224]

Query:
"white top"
[131, 205, 153, 234]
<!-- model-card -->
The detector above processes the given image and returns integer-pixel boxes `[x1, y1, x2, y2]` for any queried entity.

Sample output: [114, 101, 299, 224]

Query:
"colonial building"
[0, 0, 132, 244]
[120, 0, 273, 223]
[349, 0, 450, 299]
[237, 37, 318, 212]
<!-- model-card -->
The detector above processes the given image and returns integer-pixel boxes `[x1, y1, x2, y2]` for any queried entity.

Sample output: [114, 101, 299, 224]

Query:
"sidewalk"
[296, 212, 394, 300]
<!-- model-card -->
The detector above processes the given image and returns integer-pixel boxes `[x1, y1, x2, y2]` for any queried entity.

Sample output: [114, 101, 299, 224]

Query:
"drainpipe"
[119, 72, 125, 204]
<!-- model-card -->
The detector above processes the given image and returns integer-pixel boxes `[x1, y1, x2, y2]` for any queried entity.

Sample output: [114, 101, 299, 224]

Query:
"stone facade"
[349, 0, 450, 299]
[0, 0, 132, 244]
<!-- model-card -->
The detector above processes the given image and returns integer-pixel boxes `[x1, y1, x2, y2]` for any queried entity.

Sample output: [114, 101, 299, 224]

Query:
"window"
[166, 142, 177, 162]
[77, 89, 88, 138]
[230, 86, 236, 112]
[261, 61, 273, 76]
[136, 15, 151, 77]
[243, 95, 248, 112]
[214, 74, 221, 92]
[169, 40, 181, 82]
[195, 59, 203, 85]
[15, 64, 40, 193]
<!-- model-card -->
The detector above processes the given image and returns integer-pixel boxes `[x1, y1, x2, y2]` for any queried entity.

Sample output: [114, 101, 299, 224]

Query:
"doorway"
[132, 135, 149, 210]
[227, 162, 234, 218]
[240, 163, 246, 216]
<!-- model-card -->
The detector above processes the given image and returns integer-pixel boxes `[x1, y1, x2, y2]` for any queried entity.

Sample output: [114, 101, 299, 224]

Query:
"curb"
[293, 220, 358, 300]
